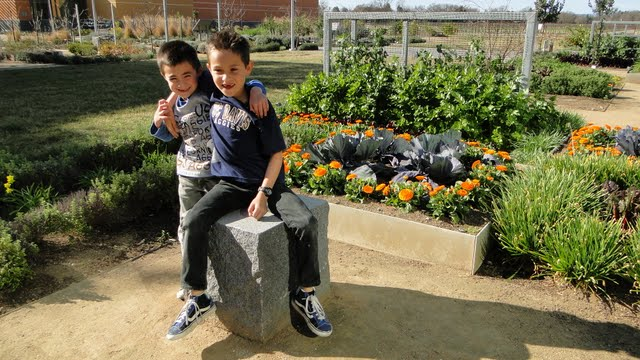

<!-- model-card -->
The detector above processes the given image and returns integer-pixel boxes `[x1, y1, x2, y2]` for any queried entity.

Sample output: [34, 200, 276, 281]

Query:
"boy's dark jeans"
[180, 179, 321, 291]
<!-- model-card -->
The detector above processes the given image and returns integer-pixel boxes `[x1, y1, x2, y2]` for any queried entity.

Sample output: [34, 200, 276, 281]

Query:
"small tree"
[589, 0, 616, 63]
[535, 0, 565, 23]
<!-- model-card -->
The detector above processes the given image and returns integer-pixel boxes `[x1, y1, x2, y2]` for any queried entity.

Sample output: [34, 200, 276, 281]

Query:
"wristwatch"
[258, 186, 272, 197]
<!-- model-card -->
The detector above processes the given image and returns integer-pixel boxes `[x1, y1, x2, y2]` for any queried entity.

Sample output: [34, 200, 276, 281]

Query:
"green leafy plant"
[0, 220, 33, 292]
[4, 183, 57, 216]
[67, 41, 98, 56]
[344, 176, 379, 203]
[303, 162, 346, 195]
[539, 216, 626, 293]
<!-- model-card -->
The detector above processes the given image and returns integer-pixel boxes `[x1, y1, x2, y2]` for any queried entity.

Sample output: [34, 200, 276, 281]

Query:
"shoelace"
[304, 294, 326, 321]
[174, 297, 201, 326]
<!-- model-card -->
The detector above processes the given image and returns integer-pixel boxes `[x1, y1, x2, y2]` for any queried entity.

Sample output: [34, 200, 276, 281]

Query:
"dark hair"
[156, 40, 201, 75]
[206, 28, 251, 65]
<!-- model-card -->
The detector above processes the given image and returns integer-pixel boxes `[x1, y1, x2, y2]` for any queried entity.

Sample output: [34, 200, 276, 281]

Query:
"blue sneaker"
[291, 288, 333, 337]
[166, 292, 214, 340]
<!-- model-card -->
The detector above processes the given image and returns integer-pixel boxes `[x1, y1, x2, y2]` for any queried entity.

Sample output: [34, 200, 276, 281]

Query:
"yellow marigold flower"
[362, 185, 374, 194]
[457, 189, 468, 196]
[486, 176, 494, 181]
[313, 167, 327, 177]
[461, 181, 475, 191]
[364, 130, 374, 138]
[472, 179, 480, 186]
[496, 165, 508, 172]
[485, 149, 496, 155]
[346, 174, 357, 181]
[301, 152, 311, 160]
[415, 175, 425, 181]
[472, 160, 482, 169]
[314, 138, 326, 145]
[329, 161, 342, 169]
[295, 161, 303, 167]
[382, 185, 391, 196]
[398, 189, 414, 201]
[375, 183, 386, 191]
[403, 176, 409, 180]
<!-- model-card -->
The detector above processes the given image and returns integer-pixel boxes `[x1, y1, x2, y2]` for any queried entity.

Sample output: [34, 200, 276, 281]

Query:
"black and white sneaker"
[291, 288, 333, 337]
[166, 292, 214, 340]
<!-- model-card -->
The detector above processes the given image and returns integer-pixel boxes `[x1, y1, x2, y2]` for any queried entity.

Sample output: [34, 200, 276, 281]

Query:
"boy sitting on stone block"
[165, 29, 333, 341]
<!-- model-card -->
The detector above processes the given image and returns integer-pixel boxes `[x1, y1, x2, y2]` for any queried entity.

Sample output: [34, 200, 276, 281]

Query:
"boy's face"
[206, 49, 253, 101]
[161, 61, 199, 99]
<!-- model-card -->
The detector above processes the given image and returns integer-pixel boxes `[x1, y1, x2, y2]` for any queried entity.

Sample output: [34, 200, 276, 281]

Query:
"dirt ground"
[1, 66, 639, 359]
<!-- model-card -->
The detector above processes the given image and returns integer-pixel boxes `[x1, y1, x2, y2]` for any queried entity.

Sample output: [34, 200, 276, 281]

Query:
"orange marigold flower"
[398, 189, 414, 201]
[301, 152, 311, 160]
[284, 163, 290, 174]
[294, 161, 303, 167]
[375, 183, 386, 191]
[382, 185, 391, 196]
[329, 160, 342, 169]
[289, 144, 302, 152]
[497, 151, 511, 160]
[313, 167, 327, 177]
[314, 138, 326, 145]
[466, 141, 480, 147]
[415, 175, 425, 181]
[486, 175, 494, 181]
[346, 173, 357, 181]
[362, 185, 374, 194]
[472, 160, 482, 169]
[355, 119, 363, 124]
[496, 165, 508, 172]
[457, 189, 468, 196]
[609, 148, 622, 156]
[364, 130, 374, 138]
[329, 131, 336, 136]
[397, 133, 411, 141]
[429, 190, 438, 197]
[461, 181, 475, 191]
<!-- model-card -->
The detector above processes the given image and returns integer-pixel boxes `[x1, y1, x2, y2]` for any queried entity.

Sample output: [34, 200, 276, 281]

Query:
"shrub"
[531, 59, 615, 99]
[297, 43, 319, 50]
[67, 42, 97, 56]
[0, 220, 32, 292]
[252, 42, 281, 52]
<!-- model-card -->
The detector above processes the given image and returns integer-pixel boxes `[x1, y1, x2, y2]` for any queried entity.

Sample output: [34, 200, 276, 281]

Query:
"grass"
[0, 51, 323, 160]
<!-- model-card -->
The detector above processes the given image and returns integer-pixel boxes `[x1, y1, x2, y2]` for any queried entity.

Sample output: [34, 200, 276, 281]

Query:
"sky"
[322, 0, 639, 15]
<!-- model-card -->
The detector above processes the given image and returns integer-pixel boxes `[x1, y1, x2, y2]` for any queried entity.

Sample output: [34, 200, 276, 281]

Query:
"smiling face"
[206, 48, 253, 103]
[161, 61, 199, 99]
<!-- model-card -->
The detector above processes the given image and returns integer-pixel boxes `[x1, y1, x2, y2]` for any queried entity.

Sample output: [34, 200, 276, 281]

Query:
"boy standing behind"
[151, 40, 268, 300]
[165, 30, 333, 340]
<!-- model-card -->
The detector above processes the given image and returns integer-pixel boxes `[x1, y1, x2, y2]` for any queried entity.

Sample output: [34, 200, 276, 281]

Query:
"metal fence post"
[521, 12, 537, 93]
[402, 20, 408, 68]
[323, 12, 331, 75]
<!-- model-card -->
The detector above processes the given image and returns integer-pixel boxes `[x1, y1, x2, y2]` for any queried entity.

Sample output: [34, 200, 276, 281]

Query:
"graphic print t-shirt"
[174, 91, 213, 177]
[209, 94, 286, 185]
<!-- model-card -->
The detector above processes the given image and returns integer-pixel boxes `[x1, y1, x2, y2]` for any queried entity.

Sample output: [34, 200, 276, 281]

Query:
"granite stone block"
[205, 195, 330, 342]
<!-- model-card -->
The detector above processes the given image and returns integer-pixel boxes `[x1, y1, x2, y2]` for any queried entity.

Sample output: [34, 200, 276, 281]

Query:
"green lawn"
[0, 51, 323, 160]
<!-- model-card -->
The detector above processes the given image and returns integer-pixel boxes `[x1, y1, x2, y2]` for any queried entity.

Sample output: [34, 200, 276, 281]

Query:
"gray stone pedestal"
[206, 195, 330, 342]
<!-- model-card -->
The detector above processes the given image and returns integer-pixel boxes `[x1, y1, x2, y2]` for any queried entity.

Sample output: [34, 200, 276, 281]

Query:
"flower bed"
[281, 112, 515, 224]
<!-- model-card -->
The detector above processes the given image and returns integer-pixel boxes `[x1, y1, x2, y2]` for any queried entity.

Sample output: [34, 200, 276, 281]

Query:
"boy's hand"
[153, 99, 179, 138]
[249, 87, 269, 118]
[248, 193, 268, 220]
[164, 93, 180, 138]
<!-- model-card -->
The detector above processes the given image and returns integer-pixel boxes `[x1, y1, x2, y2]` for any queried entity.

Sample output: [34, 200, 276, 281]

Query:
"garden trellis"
[322, 11, 538, 91]
[589, 20, 640, 41]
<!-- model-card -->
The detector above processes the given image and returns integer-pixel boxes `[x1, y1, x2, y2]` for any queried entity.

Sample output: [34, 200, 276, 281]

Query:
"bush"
[534, 65, 615, 99]
[298, 43, 319, 51]
[409, 37, 426, 44]
[67, 42, 97, 56]
[0, 220, 32, 292]
[252, 42, 281, 52]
